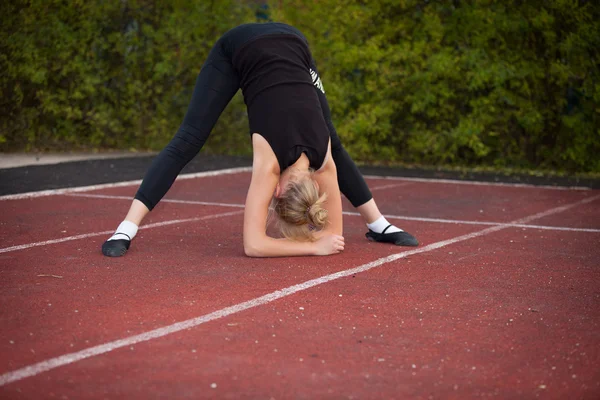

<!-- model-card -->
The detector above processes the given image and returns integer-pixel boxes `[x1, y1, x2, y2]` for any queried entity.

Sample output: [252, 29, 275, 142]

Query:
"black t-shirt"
[232, 34, 329, 172]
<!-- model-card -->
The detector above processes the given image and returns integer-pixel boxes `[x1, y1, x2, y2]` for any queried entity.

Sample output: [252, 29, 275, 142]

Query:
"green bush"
[270, 0, 600, 173]
[0, 0, 253, 153]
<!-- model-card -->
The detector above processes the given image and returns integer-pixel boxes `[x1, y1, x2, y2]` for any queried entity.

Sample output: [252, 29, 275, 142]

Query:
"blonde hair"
[273, 172, 328, 242]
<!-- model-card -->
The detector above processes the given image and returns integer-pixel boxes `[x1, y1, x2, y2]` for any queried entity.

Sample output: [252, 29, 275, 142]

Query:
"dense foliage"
[1, 0, 253, 153]
[1, 0, 599, 172]
[271, 0, 600, 172]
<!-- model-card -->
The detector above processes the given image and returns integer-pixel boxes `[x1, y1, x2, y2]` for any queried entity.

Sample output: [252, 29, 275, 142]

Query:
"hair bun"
[307, 197, 328, 229]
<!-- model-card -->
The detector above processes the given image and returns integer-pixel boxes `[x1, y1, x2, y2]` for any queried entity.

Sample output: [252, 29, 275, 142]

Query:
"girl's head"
[273, 168, 328, 241]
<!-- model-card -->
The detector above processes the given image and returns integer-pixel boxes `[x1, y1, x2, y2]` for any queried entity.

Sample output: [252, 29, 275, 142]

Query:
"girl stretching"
[102, 22, 418, 258]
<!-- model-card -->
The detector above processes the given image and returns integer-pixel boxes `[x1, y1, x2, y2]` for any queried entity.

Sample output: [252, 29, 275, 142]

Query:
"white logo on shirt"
[310, 68, 325, 94]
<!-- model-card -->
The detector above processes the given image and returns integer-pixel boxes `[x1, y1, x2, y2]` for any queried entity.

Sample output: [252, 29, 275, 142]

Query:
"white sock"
[367, 216, 402, 234]
[107, 220, 138, 241]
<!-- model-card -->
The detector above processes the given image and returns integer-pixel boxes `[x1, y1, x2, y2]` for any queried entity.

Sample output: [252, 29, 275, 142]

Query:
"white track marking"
[363, 174, 591, 191]
[343, 212, 600, 233]
[0, 167, 252, 200]
[0, 194, 596, 386]
[67, 192, 600, 234]
[502, 223, 600, 232]
[67, 193, 245, 209]
[513, 194, 599, 223]
[0, 210, 244, 254]
[369, 182, 412, 191]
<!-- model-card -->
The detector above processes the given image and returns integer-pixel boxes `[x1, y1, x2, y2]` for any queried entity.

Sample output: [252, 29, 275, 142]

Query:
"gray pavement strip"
[0, 152, 157, 169]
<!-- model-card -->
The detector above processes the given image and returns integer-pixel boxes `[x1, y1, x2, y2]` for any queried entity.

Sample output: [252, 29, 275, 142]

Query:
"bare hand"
[314, 234, 345, 255]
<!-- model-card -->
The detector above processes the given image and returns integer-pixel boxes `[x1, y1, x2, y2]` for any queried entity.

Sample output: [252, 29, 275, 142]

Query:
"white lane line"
[67, 193, 600, 234]
[67, 193, 245, 209]
[0, 167, 252, 200]
[369, 182, 413, 191]
[0, 210, 244, 254]
[501, 222, 600, 232]
[514, 194, 600, 223]
[0, 194, 596, 387]
[343, 212, 600, 233]
[363, 175, 592, 191]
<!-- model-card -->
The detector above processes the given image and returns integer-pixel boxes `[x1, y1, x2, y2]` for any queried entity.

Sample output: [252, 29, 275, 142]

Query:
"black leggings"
[135, 23, 372, 210]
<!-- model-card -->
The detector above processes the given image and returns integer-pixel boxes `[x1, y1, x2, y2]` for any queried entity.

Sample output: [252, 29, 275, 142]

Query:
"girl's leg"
[102, 38, 241, 257]
[310, 63, 418, 246]
[134, 47, 241, 212]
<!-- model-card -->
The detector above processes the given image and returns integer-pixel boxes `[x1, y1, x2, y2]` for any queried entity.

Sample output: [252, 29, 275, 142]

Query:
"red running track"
[0, 169, 599, 399]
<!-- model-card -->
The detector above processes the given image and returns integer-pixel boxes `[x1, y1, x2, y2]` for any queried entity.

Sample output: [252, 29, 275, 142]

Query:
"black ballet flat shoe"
[365, 225, 419, 246]
[102, 238, 131, 257]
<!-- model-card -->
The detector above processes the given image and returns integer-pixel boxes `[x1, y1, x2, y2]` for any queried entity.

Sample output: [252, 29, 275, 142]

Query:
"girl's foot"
[101, 221, 138, 257]
[102, 237, 131, 257]
[365, 224, 418, 246]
